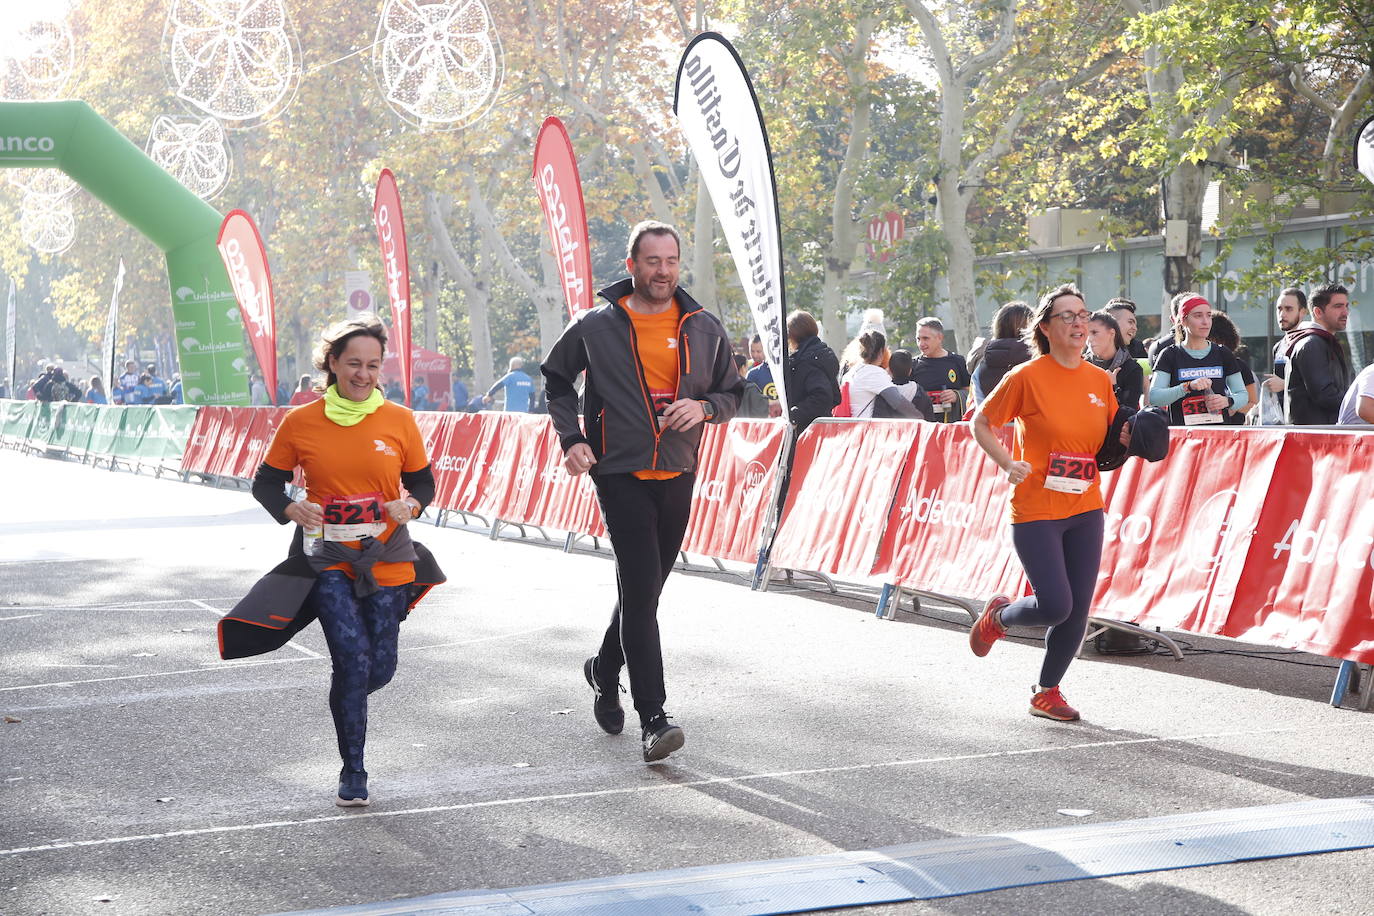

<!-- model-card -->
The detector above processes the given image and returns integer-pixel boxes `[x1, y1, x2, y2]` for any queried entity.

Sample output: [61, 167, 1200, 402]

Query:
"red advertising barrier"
[181, 406, 230, 475]
[518, 421, 606, 537]
[681, 419, 787, 563]
[872, 422, 1028, 599]
[770, 420, 920, 578]
[869, 422, 1374, 664]
[180, 406, 289, 478]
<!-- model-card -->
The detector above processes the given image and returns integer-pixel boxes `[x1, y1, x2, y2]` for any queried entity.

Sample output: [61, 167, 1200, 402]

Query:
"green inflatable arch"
[0, 100, 249, 405]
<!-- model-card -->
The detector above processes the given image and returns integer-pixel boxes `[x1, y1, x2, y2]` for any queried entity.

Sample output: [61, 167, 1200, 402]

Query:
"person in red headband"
[1147, 293, 1248, 426]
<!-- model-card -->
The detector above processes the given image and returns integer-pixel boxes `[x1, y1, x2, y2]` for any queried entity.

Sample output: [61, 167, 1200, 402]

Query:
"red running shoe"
[969, 595, 1009, 657]
[1030, 685, 1080, 721]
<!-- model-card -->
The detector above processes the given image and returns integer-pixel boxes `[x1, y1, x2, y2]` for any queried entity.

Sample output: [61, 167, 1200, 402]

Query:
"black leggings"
[592, 472, 695, 727]
[1000, 509, 1104, 689]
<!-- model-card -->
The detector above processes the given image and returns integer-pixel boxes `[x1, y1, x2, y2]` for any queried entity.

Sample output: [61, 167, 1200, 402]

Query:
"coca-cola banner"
[533, 117, 594, 319]
[216, 211, 278, 404]
[373, 169, 413, 406]
[674, 32, 789, 418]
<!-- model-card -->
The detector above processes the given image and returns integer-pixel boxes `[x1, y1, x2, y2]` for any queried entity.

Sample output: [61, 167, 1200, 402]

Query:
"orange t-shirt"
[623, 298, 682, 480]
[978, 356, 1117, 524]
[265, 399, 429, 586]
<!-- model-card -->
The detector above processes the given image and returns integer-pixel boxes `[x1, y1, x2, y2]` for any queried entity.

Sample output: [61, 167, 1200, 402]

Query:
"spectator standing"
[972, 301, 1032, 404]
[881, 348, 937, 420]
[1263, 287, 1308, 408]
[169, 374, 183, 404]
[1206, 312, 1258, 424]
[132, 373, 154, 405]
[542, 220, 741, 763]
[968, 284, 1121, 722]
[84, 376, 108, 404]
[452, 375, 469, 413]
[411, 378, 430, 411]
[250, 374, 269, 405]
[1086, 311, 1145, 410]
[733, 354, 771, 418]
[117, 360, 140, 397]
[289, 374, 322, 406]
[1338, 362, 1374, 425]
[1105, 297, 1148, 360]
[1280, 282, 1352, 425]
[1148, 294, 1248, 426]
[145, 364, 169, 402]
[384, 379, 404, 403]
[786, 309, 841, 433]
[842, 330, 923, 419]
[745, 334, 781, 417]
[485, 357, 534, 412]
[911, 317, 970, 422]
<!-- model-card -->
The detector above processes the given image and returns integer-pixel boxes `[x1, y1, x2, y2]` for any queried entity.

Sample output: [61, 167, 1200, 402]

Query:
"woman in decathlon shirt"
[1148, 294, 1248, 426]
[247, 315, 439, 808]
[969, 284, 1122, 722]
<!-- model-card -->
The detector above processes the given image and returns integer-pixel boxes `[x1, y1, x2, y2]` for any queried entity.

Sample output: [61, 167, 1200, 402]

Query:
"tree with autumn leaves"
[0, 0, 1369, 389]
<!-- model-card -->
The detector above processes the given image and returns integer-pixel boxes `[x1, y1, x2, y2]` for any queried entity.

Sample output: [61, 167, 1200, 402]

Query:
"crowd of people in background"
[20, 358, 181, 405]
[736, 279, 1370, 433]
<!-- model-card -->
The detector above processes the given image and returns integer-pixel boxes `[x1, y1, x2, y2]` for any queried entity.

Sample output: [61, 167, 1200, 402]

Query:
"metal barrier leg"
[876, 583, 895, 619]
[1332, 660, 1357, 708]
[1358, 664, 1374, 712]
[1083, 618, 1185, 661]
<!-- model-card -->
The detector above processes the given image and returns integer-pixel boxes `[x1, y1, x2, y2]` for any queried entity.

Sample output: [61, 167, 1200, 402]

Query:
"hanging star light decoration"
[0, 12, 74, 101]
[11, 171, 79, 254]
[146, 115, 231, 199]
[373, 0, 504, 130]
[163, 0, 300, 124]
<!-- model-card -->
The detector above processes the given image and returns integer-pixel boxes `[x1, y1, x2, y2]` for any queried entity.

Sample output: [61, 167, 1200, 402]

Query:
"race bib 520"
[1044, 452, 1097, 494]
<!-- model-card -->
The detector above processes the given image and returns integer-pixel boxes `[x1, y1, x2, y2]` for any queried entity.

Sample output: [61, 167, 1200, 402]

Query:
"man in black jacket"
[785, 309, 839, 432]
[1281, 282, 1352, 425]
[542, 220, 742, 763]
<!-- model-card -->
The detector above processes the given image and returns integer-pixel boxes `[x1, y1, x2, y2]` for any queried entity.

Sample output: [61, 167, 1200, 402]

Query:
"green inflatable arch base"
[0, 100, 250, 405]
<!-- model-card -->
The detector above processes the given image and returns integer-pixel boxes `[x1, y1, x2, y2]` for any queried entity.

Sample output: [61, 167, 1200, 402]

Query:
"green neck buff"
[323, 384, 385, 427]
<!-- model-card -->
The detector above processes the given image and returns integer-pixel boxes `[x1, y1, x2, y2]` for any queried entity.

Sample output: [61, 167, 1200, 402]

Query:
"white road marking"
[0, 598, 243, 612]
[0, 614, 42, 621]
[0, 723, 1317, 859]
[0, 625, 559, 693]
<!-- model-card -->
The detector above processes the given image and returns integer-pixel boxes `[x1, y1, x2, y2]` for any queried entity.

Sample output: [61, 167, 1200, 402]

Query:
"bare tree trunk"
[424, 191, 495, 391]
[820, 16, 876, 354]
[691, 167, 718, 314]
[416, 259, 440, 350]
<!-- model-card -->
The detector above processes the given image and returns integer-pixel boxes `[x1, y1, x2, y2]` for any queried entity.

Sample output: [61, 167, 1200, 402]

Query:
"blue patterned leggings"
[310, 570, 408, 774]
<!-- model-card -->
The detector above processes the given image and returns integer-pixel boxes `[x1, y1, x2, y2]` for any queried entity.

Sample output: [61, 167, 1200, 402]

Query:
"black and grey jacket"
[541, 278, 743, 476]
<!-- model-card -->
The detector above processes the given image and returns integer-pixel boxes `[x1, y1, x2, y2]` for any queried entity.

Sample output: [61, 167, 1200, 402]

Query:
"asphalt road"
[2, 448, 1373, 916]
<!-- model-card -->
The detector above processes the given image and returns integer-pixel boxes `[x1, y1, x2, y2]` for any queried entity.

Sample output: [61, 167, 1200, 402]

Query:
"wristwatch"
[698, 399, 716, 421]
[406, 498, 422, 519]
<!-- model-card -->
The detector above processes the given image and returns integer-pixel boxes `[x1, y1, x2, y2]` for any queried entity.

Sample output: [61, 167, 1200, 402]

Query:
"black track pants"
[592, 471, 695, 727]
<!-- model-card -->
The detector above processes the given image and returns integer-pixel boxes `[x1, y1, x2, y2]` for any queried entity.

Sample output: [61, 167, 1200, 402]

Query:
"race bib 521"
[321, 492, 386, 541]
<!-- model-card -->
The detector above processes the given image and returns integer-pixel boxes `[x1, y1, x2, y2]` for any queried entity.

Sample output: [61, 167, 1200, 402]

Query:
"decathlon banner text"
[102, 258, 125, 397]
[533, 117, 594, 319]
[673, 32, 789, 418]
[373, 169, 413, 406]
[216, 210, 278, 404]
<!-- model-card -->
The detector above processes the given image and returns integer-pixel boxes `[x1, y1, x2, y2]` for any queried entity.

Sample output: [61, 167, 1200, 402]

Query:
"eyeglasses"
[1050, 310, 1093, 325]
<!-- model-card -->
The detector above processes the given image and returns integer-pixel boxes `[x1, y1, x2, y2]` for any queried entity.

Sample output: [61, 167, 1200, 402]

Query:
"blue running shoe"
[336, 769, 370, 807]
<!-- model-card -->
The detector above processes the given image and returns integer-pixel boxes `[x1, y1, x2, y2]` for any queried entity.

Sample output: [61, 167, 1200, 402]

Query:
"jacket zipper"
[621, 307, 663, 470]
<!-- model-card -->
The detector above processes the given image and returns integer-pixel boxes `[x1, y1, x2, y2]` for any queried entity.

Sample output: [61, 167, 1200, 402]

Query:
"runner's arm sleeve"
[542, 326, 589, 451]
[251, 462, 295, 525]
[485, 373, 508, 398]
[1225, 372, 1248, 411]
[877, 386, 921, 419]
[401, 464, 435, 508]
[1148, 370, 1186, 407]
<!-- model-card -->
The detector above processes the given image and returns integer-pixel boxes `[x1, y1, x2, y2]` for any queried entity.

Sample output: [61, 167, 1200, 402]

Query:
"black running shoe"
[336, 769, 369, 807]
[641, 714, 685, 762]
[583, 656, 624, 735]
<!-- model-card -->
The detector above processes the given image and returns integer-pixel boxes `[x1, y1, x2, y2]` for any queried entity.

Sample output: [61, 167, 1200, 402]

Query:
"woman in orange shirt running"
[250, 315, 437, 806]
[968, 284, 1126, 721]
